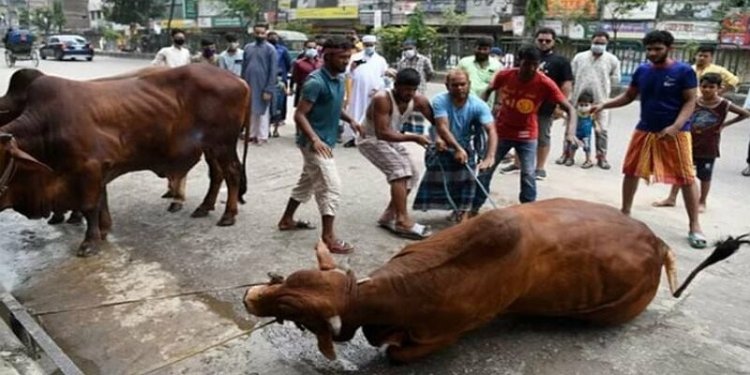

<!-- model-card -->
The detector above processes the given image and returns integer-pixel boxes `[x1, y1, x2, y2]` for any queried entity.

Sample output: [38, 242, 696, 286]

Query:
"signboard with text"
[284, 0, 359, 19]
[466, 0, 513, 24]
[547, 0, 596, 18]
[660, 1, 723, 21]
[586, 21, 654, 39]
[657, 21, 719, 41]
[602, 1, 658, 20]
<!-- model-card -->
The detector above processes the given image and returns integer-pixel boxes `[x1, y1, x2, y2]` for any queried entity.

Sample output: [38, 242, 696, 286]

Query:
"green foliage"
[277, 20, 313, 35]
[18, 9, 30, 28]
[103, 0, 164, 26]
[375, 9, 441, 63]
[102, 25, 121, 42]
[51, 1, 66, 33]
[525, 0, 546, 35]
[441, 8, 466, 36]
[222, 0, 262, 23]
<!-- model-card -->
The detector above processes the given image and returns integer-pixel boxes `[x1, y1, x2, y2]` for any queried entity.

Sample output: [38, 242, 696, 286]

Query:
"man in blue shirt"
[268, 31, 293, 138]
[277, 36, 362, 254]
[413, 69, 497, 223]
[593, 30, 706, 249]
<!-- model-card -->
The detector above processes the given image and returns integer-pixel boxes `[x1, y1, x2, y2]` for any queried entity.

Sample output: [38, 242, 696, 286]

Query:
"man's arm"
[721, 102, 750, 129]
[477, 124, 498, 170]
[596, 85, 638, 112]
[151, 49, 166, 66]
[295, 99, 332, 158]
[265, 46, 279, 95]
[241, 47, 249, 77]
[660, 88, 697, 138]
[559, 99, 578, 145]
[720, 67, 740, 94]
[414, 95, 436, 125]
[611, 57, 622, 90]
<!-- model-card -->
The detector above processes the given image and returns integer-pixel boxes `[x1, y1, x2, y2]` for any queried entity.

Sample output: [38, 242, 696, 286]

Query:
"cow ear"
[8, 142, 52, 173]
[315, 240, 337, 271]
[315, 331, 337, 360]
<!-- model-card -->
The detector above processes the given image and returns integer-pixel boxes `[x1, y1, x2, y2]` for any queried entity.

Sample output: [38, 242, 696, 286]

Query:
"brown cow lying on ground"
[244, 199, 746, 363]
[0, 64, 250, 256]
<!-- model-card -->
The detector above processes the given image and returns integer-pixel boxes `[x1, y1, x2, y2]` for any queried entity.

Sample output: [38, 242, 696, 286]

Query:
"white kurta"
[345, 51, 387, 142]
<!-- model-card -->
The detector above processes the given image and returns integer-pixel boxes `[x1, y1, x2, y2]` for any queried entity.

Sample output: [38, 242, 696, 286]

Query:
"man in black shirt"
[533, 27, 573, 180]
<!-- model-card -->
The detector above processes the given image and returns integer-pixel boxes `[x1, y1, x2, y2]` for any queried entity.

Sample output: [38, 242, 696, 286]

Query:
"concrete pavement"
[0, 57, 749, 374]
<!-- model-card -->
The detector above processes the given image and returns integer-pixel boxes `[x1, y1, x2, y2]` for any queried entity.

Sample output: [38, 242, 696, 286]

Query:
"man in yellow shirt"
[693, 45, 739, 95]
[458, 37, 502, 101]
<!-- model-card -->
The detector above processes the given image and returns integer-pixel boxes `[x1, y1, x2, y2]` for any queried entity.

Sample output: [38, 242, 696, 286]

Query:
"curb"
[95, 50, 152, 60]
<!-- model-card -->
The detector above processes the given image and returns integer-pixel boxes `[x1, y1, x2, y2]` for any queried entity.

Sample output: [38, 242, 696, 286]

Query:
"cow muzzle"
[243, 285, 266, 315]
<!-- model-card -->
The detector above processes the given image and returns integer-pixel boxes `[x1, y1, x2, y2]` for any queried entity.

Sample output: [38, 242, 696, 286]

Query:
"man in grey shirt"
[218, 34, 243, 76]
[242, 23, 278, 145]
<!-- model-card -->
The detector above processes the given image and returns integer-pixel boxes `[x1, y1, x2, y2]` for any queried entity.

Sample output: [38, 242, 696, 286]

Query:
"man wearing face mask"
[458, 37, 501, 102]
[561, 31, 621, 170]
[152, 29, 191, 68]
[291, 40, 322, 107]
[218, 34, 243, 76]
[343, 35, 387, 147]
[396, 39, 434, 134]
[242, 23, 278, 145]
[267, 31, 293, 138]
[192, 39, 219, 65]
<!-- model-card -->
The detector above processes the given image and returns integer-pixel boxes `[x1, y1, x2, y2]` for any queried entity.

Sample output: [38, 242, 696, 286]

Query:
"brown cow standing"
[0, 64, 250, 256]
[244, 199, 745, 363]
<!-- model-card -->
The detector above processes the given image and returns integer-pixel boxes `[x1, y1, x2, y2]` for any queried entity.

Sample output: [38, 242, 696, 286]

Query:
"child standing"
[653, 73, 750, 212]
[562, 91, 599, 168]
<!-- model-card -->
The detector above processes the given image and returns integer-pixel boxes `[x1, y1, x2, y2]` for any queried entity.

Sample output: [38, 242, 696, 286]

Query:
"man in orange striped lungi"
[592, 30, 707, 249]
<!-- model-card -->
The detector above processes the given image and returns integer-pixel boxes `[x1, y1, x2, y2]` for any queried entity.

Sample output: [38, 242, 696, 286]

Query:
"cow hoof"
[48, 213, 65, 225]
[217, 216, 235, 227]
[67, 212, 84, 224]
[167, 202, 183, 213]
[161, 190, 175, 199]
[77, 242, 100, 257]
[191, 207, 211, 218]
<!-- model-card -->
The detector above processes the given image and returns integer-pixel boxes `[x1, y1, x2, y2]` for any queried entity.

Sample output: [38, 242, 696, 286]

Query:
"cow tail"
[239, 93, 250, 205]
[672, 233, 749, 298]
[659, 239, 679, 297]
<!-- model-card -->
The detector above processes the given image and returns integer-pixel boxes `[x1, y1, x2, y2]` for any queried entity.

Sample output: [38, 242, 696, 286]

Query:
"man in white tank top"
[357, 68, 435, 239]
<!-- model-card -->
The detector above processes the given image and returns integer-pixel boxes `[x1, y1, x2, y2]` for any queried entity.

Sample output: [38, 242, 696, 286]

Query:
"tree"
[375, 8, 440, 64]
[51, 1, 66, 33]
[222, 0, 262, 25]
[18, 9, 31, 29]
[441, 8, 466, 61]
[103, 0, 165, 27]
[525, 0, 546, 35]
[30, 7, 54, 36]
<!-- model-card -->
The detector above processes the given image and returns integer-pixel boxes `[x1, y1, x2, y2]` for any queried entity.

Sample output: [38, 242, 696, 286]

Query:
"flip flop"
[652, 200, 676, 208]
[378, 219, 396, 231]
[581, 161, 594, 169]
[688, 232, 708, 249]
[328, 239, 354, 254]
[392, 223, 432, 240]
[278, 220, 316, 231]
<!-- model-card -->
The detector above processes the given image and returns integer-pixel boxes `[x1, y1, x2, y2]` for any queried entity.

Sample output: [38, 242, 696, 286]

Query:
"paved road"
[0, 57, 749, 375]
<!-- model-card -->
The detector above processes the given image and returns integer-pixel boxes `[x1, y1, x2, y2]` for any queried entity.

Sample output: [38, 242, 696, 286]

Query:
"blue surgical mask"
[591, 44, 606, 54]
[364, 46, 375, 56]
[305, 48, 318, 58]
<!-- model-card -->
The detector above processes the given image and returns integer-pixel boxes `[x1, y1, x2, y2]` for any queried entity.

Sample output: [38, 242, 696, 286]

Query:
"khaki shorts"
[358, 139, 420, 189]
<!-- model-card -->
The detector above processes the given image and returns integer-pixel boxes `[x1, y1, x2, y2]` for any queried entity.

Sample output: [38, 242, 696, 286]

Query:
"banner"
[466, 0, 513, 24]
[657, 21, 719, 41]
[660, 1, 723, 21]
[720, 13, 750, 45]
[287, 0, 359, 19]
[602, 1, 658, 20]
[586, 21, 654, 39]
[546, 0, 596, 18]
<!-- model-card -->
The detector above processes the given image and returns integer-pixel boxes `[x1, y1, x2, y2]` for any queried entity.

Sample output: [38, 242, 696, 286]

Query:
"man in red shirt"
[475, 45, 577, 207]
[290, 39, 323, 107]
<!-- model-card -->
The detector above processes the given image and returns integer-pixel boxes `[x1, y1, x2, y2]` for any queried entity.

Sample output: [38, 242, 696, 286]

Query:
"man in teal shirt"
[458, 37, 502, 101]
[277, 36, 362, 254]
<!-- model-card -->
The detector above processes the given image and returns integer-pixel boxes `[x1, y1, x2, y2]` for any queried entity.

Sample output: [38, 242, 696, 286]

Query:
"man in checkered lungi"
[413, 69, 497, 223]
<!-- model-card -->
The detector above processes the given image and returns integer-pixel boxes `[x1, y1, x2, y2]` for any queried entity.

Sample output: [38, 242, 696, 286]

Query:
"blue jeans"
[472, 139, 537, 211]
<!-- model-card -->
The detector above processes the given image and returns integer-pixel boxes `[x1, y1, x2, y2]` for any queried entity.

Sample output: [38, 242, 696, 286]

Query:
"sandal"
[581, 161, 594, 169]
[598, 159, 611, 170]
[328, 239, 354, 254]
[378, 219, 396, 231]
[688, 232, 708, 249]
[278, 220, 316, 231]
[564, 158, 574, 167]
[392, 223, 432, 240]
[272, 129, 280, 138]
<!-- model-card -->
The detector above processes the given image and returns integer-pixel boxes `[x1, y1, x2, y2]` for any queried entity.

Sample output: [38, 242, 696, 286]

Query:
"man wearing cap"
[344, 34, 388, 147]
[397, 39, 434, 134]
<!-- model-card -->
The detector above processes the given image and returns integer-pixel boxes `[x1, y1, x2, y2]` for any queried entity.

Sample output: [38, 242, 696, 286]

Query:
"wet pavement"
[0, 57, 749, 374]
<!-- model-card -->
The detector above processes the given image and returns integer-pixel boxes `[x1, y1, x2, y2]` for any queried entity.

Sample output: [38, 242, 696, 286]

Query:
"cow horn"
[327, 315, 341, 336]
[0, 133, 12, 143]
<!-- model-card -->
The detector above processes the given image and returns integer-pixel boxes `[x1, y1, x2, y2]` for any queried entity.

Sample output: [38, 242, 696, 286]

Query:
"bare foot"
[699, 204, 706, 213]
[652, 199, 676, 208]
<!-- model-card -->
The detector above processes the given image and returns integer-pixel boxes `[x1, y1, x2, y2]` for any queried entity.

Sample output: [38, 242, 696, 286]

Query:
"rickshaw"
[3, 29, 40, 68]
